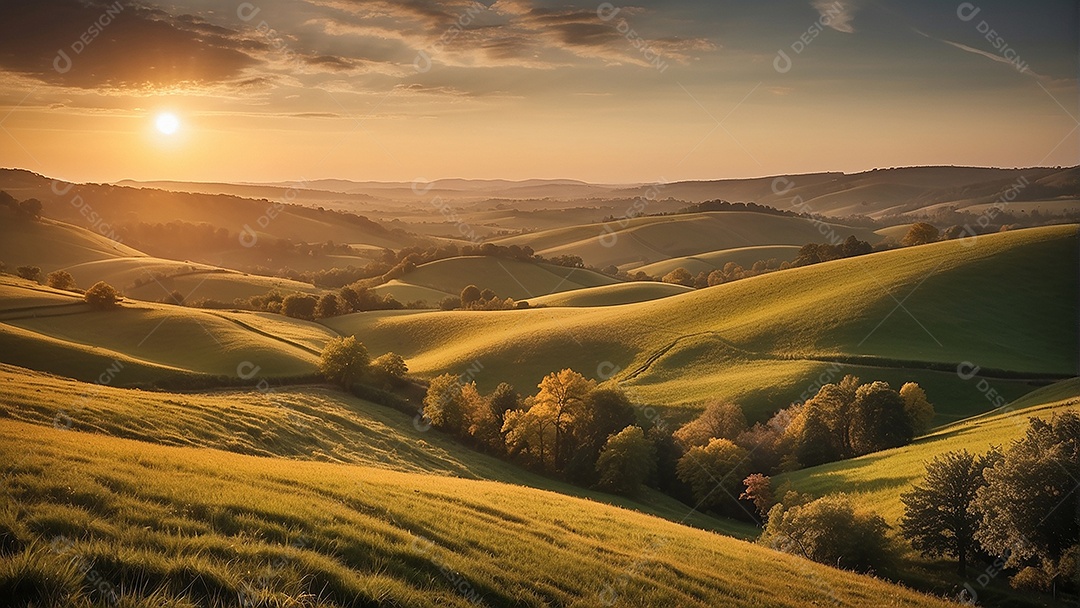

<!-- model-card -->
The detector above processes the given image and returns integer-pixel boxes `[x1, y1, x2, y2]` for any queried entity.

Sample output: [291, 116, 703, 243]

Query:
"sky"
[0, 0, 1076, 184]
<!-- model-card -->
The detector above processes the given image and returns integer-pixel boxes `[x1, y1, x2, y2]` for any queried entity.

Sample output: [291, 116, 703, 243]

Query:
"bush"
[761, 494, 894, 574]
[83, 281, 121, 309]
[15, 266, 40, 282]
[318, 336, 370, 388]
[45, 270, 76, 291]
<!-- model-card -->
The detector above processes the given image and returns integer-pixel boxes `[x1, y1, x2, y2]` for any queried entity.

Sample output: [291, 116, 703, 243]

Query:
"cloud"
[911, 28, 1045, 80]
[812, 0, 858, 34]
[0, 0, 261, 90]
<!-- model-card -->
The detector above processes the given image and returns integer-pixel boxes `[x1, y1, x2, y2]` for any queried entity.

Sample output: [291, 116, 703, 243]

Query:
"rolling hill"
[524, 281, 695, 307]
[491, 211, 882, 269]
[386, 256, 621, 302]
[633, 245, 803, 276]
[2, 387, 958, 607]
[323, 225, 1078, 421]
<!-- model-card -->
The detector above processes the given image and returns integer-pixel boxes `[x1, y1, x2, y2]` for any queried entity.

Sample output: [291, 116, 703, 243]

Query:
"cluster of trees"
[192, 283, 427, 318]
[793, 235, 874, 266]
[438, 285, 524, 311]
[422, 368, 668, 495]
[901, 413, 1080, 592]
[653, 235, 875, 291]
[0, 192, 42, 219]
[318, 336, 408, 389]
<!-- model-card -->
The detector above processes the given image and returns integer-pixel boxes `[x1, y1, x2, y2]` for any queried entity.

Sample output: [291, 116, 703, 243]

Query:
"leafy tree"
[318, 336, 370, 388]
[900, 449, 1001, 574]
[791, 402, 836, 468]
[661, 267, 694, 287]
[595, 426, 656, 496]
[741, 473, 775, 518]
[974, 413, 1080, 586]
[371, 352, 408, 387]
[901, 222, 940, 247]
[531, 369, 595, 470]
[502, 402, 556, 470]
[462, 382, 502, 450]
[761, 494, 893, 574]
[45, 270, 76, 291]
[849, 381, 913, 455]
[281, 293, 318, 320]
[314, 293, 341, 319]
[438, 296, 459, 311]
[673, 402, 747, 449]
[488, 382, 521, 428]
[899, 382, 935, 435]
[580, 387, 637, 455]
[83, 281, 121, 309]
[479, 288, 496, 301]
[424, 373, 468, 435]
[15, 265, 40, 282]
[460, 284, 481, 307]
[675, 438, 751, 514]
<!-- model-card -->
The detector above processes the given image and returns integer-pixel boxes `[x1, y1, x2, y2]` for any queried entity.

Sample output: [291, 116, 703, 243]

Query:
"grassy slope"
[0, 280, 324, 382]
[525, 282, 695, 307]
[399, 256, 619, 301]
[776, 379, 1080, 600]
[491, 211, 882, 268]
[632, 245, 802, 277]
[323, 226, 1077, 419]
[0, 219, 323, 304]
[1, 422, 957, 607]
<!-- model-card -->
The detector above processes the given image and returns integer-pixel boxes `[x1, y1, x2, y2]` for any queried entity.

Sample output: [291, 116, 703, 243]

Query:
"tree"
[900, 449, 1000, 574]
[371, 352, 408, 387]
[849, 381, 913, 455]
[314, 293, 341, 319]
[974, 413, 1080, 587]
[661, 267, 694, 287]
[531, 369, 595, 470]
[462, 382, 502, 450]
[460, 284, 481, 308]
[676, 438, 751, 514]
[741, 473, 775, 518]
[15, 266, 40, 282]
[673, 402, 747, 449]
[423, 373, 468, 435]
[18, 198, 42, 219]
[761, 494, 893, 574]
[595, 426, 656, 496]
[488, 382, 521, 429]
[45, 270, 77, 291]
[83, 281, 121, 309]
[281, 293, 318, 320]
[899, 382, 935, 435]
[502, 403, 556, 470]
[319, 336, 369, 388]
[580, 387, 637, 455]
[901, 222, 940, 247]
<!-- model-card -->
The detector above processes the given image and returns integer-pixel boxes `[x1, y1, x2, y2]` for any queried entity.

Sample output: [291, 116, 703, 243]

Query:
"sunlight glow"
[155, 112, 180, 136]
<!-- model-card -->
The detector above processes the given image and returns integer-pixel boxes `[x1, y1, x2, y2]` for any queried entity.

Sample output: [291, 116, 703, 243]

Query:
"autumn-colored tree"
[899, 382, 935, 435]
[741, 473, 775, 518]
[673, 401, 747, 449]
[661, 267, 694, 287]
[502, 401, 556, 470]
[532, 369, 595, 470]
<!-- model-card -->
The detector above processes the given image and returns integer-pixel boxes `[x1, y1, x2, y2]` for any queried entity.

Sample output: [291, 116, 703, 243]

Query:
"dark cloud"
[0, 0, 260, 89]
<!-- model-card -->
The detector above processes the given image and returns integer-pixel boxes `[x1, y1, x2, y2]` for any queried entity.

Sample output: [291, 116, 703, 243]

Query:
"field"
[393, 256, 620, 302]
[325, 225, 1078, 420]
[491, 211, 883, 269]
[632, 245, 803, 276]
[1, 393, 957, 607]
[524, 282, 695, 307]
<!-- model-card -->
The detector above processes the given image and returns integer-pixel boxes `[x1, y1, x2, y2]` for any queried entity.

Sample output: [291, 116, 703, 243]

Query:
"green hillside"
[491, 211, 882, 268]
[525, 281, 694, 307]
[2, 417, 957, 607]
[324, 226, 1077, 420]
[632, 245, 802, 276]
[397, 256, 619, 301]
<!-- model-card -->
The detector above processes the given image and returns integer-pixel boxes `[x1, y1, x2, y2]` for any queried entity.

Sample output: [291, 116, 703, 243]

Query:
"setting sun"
[155, 112, 180, 136]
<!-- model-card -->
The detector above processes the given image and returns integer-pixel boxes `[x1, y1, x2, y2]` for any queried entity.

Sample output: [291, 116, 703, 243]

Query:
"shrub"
[83, 281, 121, 309]
[761, 494, 894, 574]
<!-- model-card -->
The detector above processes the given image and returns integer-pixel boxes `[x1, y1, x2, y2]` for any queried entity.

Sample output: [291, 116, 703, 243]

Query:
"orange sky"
[1, 0, 1076, 183]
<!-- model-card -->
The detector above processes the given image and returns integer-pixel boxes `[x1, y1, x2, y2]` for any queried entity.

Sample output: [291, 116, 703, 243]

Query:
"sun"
[155, 112, 181, 135]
